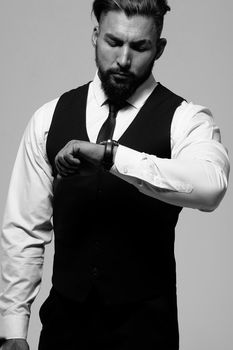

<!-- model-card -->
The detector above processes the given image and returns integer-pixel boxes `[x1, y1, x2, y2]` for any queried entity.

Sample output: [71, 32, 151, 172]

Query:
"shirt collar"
[92, 71, 157, 109]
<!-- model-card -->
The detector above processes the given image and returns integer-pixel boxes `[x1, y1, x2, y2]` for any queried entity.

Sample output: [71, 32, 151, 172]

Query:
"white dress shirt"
[0, 72, 230, 339]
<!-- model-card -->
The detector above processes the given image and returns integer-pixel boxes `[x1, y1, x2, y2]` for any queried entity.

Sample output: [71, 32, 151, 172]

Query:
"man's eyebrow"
[131, 39, 152, 46]
[104, 33, 152, 46]
[104, 33, 123, 42]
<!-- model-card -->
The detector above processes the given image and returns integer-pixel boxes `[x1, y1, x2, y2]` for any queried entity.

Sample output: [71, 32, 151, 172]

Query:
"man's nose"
[117, 46, 131, 70]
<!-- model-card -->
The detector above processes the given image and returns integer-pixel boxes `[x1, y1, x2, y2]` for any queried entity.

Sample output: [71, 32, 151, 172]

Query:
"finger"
[61, 141, 80, 158]
[56, 156, 80, 170]
[56, 159, 80, 176]
[55, 160, 71, 175]
[71, 142, 81, 157]
[55, 150, 81, 167]
[55, 165, 67, 177]
[57, 167, 72, 177]
[56, 160, 80, 172]
[64, 153, 81, 167]
[56, 162, 75, 176]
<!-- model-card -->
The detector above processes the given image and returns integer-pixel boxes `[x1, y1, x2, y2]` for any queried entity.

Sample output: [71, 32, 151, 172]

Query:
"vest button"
[92, 267, 99, 277]
[95, 240, 100, 248]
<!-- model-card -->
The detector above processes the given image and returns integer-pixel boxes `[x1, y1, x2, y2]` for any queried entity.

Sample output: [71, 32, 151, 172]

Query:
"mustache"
[107, 68, 135, 78]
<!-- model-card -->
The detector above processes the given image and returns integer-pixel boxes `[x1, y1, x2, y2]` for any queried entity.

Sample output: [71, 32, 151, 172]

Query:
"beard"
[95, 48, 156, 104]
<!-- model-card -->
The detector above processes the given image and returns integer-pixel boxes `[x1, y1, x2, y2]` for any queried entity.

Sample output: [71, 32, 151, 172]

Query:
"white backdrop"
[0, 1, 232, 349]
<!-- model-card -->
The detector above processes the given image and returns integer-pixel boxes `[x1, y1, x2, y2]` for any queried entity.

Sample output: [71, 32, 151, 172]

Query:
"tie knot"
[108, 100, 127, 117]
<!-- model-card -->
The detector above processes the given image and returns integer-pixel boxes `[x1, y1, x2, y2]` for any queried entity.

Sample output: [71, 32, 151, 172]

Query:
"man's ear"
[92, 26, 99, 47]
[155, 38, 167, 60]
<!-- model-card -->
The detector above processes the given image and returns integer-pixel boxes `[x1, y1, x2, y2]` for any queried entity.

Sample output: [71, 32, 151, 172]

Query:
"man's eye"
[132, 45, 148, 52]
[107, 39, 121, 47]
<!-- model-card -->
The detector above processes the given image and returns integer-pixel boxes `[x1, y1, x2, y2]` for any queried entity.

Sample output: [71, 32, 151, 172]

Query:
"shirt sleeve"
[112, 101, 230, 211]
[0, 100, 57, 339]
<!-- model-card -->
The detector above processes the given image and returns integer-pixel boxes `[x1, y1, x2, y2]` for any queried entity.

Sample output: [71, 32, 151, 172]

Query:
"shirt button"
[138, 180, 143, 187]
[123, 167, 128, 174]
[153, 177, 162, 187]
[178, 184, 187, 192]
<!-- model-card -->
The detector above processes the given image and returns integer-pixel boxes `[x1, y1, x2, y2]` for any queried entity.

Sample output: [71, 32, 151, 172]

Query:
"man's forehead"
[99, 10, 157, 40]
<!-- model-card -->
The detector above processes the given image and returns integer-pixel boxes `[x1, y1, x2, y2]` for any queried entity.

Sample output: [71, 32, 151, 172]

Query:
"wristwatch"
[100, 139, 119, 170]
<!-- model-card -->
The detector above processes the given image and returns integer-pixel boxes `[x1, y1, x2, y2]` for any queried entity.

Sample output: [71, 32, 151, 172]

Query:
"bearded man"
[0, 1, 230, 349]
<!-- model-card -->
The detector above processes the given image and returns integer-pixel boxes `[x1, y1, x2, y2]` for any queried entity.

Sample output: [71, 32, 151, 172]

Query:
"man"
[0, 0, 230, 349]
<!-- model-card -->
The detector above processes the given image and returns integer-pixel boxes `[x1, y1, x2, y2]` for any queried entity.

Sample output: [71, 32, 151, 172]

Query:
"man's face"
[93, 10, 166, 102]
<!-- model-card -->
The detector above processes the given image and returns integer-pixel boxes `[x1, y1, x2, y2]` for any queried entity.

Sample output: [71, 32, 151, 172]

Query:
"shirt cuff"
[2, 315, 29, 339]
[114, 145, 193, 193]
[114, 145, 143, 176]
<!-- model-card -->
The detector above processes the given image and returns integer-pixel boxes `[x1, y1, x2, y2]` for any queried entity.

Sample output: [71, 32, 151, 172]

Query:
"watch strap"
[100, 139, 119, 170]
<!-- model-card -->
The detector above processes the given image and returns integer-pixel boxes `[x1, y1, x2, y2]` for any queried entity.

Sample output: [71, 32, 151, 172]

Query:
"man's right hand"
[2, 339, 29, 350]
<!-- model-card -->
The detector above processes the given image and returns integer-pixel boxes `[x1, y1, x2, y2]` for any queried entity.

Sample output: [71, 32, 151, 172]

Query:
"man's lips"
[112, 72, 132, 79]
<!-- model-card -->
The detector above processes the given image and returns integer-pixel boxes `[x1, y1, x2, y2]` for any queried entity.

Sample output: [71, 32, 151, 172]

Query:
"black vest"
[46, 82, 184, 304]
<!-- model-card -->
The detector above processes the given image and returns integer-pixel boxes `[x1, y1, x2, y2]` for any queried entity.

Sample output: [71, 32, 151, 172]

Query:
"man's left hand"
[55, 140, 105, 177]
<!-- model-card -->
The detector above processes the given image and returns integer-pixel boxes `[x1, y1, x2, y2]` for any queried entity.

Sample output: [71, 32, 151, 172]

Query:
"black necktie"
[96, 101, 126, 144]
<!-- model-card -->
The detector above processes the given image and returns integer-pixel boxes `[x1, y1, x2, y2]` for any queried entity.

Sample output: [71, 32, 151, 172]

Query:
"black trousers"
[38, 287, 179, 350]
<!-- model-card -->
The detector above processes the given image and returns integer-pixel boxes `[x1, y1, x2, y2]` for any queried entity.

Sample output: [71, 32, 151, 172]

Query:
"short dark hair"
[92, 0, 170, 37]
